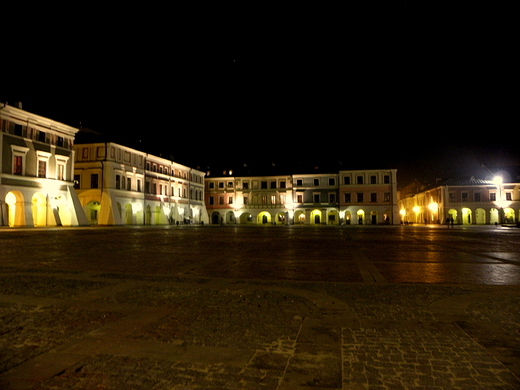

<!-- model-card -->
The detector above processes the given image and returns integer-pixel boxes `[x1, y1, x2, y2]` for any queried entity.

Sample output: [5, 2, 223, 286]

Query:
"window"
[344, 177, 351, 185]
[384, 193, 391, 202]
[357, 176, 363, 185]
[209, 196, 215, 205]
[270, 181, 276, 189]
[329, 193, 336, 203]
[127, 177, 132, 191]
[116, 175, 121, 189]
[227, 181, 233, 188]
[218, 182, 224, 189]
[371, 193, 377, 202]
[344, 193, 351, 203]
[261, 181, 268, 189]
[243, 181, 249, 189]
[137, 179, 142, 192]
[357, 193, 364, 202]
[57, 163, 65, 181]
[490, 192, 496, 201]
[449, 193, 456, 202]
[37, 131, 46, 143]
[371, 176, 377, 184]
[280, 181, 286, 189]
[38, 160, 47, 178]
[314, 194, 320, 203]
[297, 179, 303, 186]
[219, 196, 224, 205]
[261, 195, 267, 204]
[462, 193, 468, 202]
[271, 195, 276, 204]
[314, 179, 320, 186]
[329, 178, 335, 186]
[474, 193, 481, 202]
[209, 182, 215, 189]
[74, 174, 81, 189]
[91, 174, 99, 189]
[297, 194, 303, 203]
[243, 196, 249, 204]
[506, 192, 512, 201]
[11, 145, 29, 175]
[384, 175, 390, 184]
[13, 155, 23, 175]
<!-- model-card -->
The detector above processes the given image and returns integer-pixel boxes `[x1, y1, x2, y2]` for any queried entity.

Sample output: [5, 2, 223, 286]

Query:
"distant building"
[398, 177, 520, 225]
[339, 169, 399, 225]
[205, 168, 399, 225]
[0, 103, 88, 227]
[73, 142, 208, 225]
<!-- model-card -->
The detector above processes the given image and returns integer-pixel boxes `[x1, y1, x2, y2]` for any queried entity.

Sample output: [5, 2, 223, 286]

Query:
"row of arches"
[210, 209, 391, 225]
[447, 207, 517, 225]
[84, 200, 205, 225]
[2, 190, 73, 227]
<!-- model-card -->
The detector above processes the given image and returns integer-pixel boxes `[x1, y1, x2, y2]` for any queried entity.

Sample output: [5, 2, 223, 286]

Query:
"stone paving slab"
[0, 270, 518, 390]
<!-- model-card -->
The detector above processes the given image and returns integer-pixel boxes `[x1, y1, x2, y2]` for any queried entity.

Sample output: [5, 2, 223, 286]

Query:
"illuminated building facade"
[0, 103, 88, 227]
[73, 142, 208, 225]
[339, 169, 399, 225]
[398, 178, 520, 225]
[205, 169, 399, 225]
[206, 173, 294, 225]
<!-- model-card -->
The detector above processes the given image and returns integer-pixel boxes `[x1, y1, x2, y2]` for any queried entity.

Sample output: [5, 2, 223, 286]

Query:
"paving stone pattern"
[0, 271, 518, 390]
[1, 226, 519, 389]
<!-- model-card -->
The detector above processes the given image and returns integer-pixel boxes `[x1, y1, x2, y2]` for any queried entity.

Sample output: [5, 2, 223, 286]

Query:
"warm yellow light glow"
[400, 209, 406, 216]
[413, 206, 420, 213]
[493, 176, 503, 185]
[428, 203, 438, 212]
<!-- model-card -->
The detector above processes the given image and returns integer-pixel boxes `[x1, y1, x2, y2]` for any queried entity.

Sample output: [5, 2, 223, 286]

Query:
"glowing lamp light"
[493, 176, 503, 185]
[428, 203, 438, 212]
[413, 206, 420, 214]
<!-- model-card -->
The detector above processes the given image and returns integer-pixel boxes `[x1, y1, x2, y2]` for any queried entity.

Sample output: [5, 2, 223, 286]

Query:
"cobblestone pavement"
[0, 226, 519, 389]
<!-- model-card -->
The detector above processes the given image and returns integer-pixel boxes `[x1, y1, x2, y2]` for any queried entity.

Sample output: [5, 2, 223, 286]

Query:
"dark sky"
[2, 4, 517, 185]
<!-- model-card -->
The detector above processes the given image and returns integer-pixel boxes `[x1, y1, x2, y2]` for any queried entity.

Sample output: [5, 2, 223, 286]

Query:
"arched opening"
[5, 191, 25, 227]
[328, 210, 339, 225]
[310, 209, 322, 225]
[257, 211, 271, 224]
[344, 210, 352, 225]
[275, 212, 286, 225]
[475, 208, 486, 224]
[490, 208, 499, 225]
[32, 192, 47, 227]
[462, 208, 472, 225]
[239, 212, 253, 224]
[370, 210, 378, 225]
[504, 208, 516, 223]
[357, 209, 365, 225]
[448, 209, 458, 225]
[211, 212, 221, 225]
[125, 204, 133, 225]
[226, 211, 235, 224]
[85, 201, 101, 225]
[295, 210, 306, 224]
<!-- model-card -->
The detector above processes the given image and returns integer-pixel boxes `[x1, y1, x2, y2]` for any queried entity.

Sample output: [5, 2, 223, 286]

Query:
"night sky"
[2, 4, 517, 185]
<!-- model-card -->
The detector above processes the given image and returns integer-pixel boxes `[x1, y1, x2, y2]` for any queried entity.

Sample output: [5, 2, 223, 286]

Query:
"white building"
[0, 103, 88, 227]
[73, 141, 208, 225]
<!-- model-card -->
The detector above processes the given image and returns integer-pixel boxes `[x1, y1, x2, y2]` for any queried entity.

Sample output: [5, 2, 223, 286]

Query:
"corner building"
[399, 177, 520, 225]
[0, 103, 88, 227]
